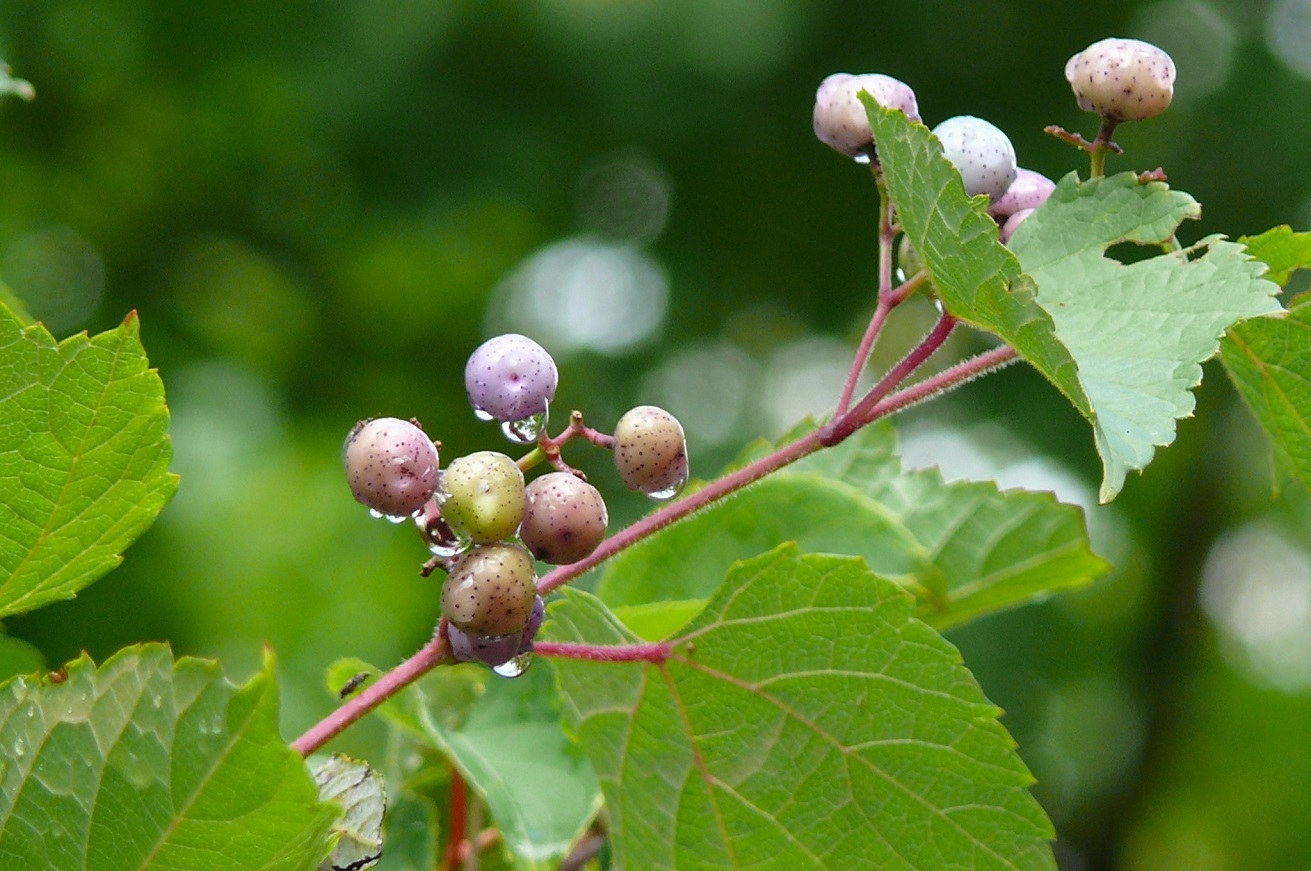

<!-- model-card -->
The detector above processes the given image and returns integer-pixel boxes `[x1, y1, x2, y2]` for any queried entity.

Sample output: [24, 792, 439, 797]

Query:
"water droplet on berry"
[852, 153, 872, 166]
[428, 532, 470, 559]
[500, 407, 549, 445]
[368, 508, 384, 520]
[646, 476, 687, 502]
[492, 652, 533, 678]
[473, 406, 495, 422]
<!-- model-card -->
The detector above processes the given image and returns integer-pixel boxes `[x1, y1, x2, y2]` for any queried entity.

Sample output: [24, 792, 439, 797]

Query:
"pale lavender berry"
[614, 405, 689, 500]
[465, 333, 558, 424]
[1000, 208, 1036, 245]
[1065, 38, 1175, 122]
[989, 168, 1055, 220]
[813, 72, 920, 158]
[931, 115, 1018, 203]
[343, 417, 439, 519]
[520, 472, 609, 564]
[441, 543, 538, 636]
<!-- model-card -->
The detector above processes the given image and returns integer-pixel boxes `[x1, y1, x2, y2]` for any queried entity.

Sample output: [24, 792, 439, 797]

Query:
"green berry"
[614, 405, 689, 499]
[520, 472, 609, 564]
[441, 543, 538, 636]
[440, 451, 527, 544]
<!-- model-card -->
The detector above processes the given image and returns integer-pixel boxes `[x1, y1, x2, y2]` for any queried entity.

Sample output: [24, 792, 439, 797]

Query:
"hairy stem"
[536, 640, 672, 663]
[837, 175, 898, 416]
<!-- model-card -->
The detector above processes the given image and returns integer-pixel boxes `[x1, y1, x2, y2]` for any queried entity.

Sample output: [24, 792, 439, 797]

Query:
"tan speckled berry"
[441, 543, 538, 636]
[614, 405, 689, 499]
[1065, 38, 1175, 122]
[439, 451, 527, 543]
[521, 472, 609, 564]
[343, 417, 439, 518]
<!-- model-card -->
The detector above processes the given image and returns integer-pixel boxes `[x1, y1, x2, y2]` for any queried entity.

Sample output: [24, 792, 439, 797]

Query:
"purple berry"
[813, 72, 920, 159]
[465, 333, 558, 425]
[1000, 208, 1036, 245]
[989, 168, 1055, 220]
[518, 595, 545, 654]
[441, 543, 538, 636]
[1065, 38, 1175, 122]
[343, 417, 439, 519]
[930, 115, 1017, 203]
[614, 405, 689, 500]
[446, 624, 521, 668]
[520, 472, 609, 564]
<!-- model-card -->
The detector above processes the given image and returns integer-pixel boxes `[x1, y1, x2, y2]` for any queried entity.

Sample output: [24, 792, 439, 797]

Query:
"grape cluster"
[342, 332, 689, 674]
[811, 36, 1174, 249]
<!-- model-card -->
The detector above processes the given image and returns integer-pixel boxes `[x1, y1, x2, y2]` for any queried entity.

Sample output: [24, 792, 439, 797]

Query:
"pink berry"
[1064, 38, 1175, 122]
[343, 418, 439, 519]
[813, 72, 920, 158]
[989, 168, 1055, 220]
[1000, 208, 1036, 245]
[520, 472, 609, 564]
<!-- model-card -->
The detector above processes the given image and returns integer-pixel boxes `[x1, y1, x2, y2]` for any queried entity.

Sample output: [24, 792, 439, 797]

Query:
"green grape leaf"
[863, 101, 1091, 418]
[0, 305, 178, 618]
[1238, 226, 1311, 287]
[547, 545, 1056, 870]
[1009, 172, 1282, 501]
[0, 643, 339, 870]
[1220, 295, 1311, 491]
[311, 755, 384, 871]
[598, 423, 1106, 631]
[365, 660, 601, 871]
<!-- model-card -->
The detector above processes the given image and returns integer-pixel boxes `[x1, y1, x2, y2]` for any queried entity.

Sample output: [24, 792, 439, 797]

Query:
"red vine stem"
[437, 769, 469, 871]
[534, 640, 672, 663]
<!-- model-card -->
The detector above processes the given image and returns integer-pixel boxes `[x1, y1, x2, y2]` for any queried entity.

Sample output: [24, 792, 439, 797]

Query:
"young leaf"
[862, 101, 1091, 418]
[548, 545, 1056, 870]
[0, 305, 178, 618]
[1009, 173, 1282, 501]
[364, 659, 601, 871]
[598, 424, 1106, 631]
[1220, 295, 1311, 492]
[1238, 226, 1311, 287]
[0, 643, 339, 871]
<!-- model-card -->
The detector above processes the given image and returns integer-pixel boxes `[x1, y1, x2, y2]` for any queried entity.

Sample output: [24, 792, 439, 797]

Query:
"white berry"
[1064, 38, 1175, 122]
[813, 72, 920, 158]
[931, 116, 1018, 203]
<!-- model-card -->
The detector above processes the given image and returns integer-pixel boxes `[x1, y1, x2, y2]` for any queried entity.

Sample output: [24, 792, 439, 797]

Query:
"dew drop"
[492, 652, 533, 678]
[368, 508, 384, 520]
[427, 534, 469, 559]
[646, 477, 687, 502]
[23, 705, 35, 719]
[384, 512, 410, 524]
[473, 406, 495, 422]
[150, 692, 162, 709]
[852, 153, 872, 166]
[501, 407, 548, 445]
[13, 737, 26, 758]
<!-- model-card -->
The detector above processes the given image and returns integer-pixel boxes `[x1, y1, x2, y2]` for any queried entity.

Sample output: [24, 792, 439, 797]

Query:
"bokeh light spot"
[2, 226, 105, 335]
[575, 149, 673, 245]
[1266, 0, 1311, 78]
[1133, 0, 1237, 101]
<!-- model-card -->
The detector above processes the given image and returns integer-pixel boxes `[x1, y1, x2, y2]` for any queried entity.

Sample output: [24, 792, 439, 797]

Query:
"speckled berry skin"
[441, 543, 538, 636]
[343, 417, 439, 518]
[614, 405, 689, 497]
[1065, 38, 1175, 122]
[520, 472, 609, 564]
[465, 333, 558, 423]
[989, 168, 1055, 220]
[931, 116, 1017, 203]
[813, 72, 920, 158]
[439, 451, 527, 544]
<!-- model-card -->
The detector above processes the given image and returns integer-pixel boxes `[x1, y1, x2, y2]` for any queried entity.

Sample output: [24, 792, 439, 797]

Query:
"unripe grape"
[343, 417, 439, 519]
[813, 72, 920, 158]
[441, 543, 538, 636]
[520, 472, 609, 564]
[1065, 38, 1175, 122]
[989, 168, 1055, 220]
[930, 115, 1017, 203]
[439, 451, 527, 544]
[614, 405, 689, 499]
[465, 333, 558, 426]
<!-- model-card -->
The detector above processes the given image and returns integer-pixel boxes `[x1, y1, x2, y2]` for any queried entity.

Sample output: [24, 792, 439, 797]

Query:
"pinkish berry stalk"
[931, 115, 1018, 203]
[813, 72, 920, 159]
[1065, 37, 1175, 122]
[343, 417, 439, 519]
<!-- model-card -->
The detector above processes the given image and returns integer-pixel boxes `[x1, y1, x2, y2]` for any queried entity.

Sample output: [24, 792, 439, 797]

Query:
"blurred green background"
[3, 2, 1311, 868]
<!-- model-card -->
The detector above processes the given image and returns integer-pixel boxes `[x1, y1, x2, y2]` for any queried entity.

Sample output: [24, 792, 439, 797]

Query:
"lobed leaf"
[0, 643, 339, 871]
[1220, 295, 1311, 492]
[1238, 226, 1311, 287]
[0, 304, 178, 618]
[549, 545, 1057, 870]
[598, 423, 1106, 631]
[1009, 172, 1282, 501]
[862, 101, 1090, 418]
